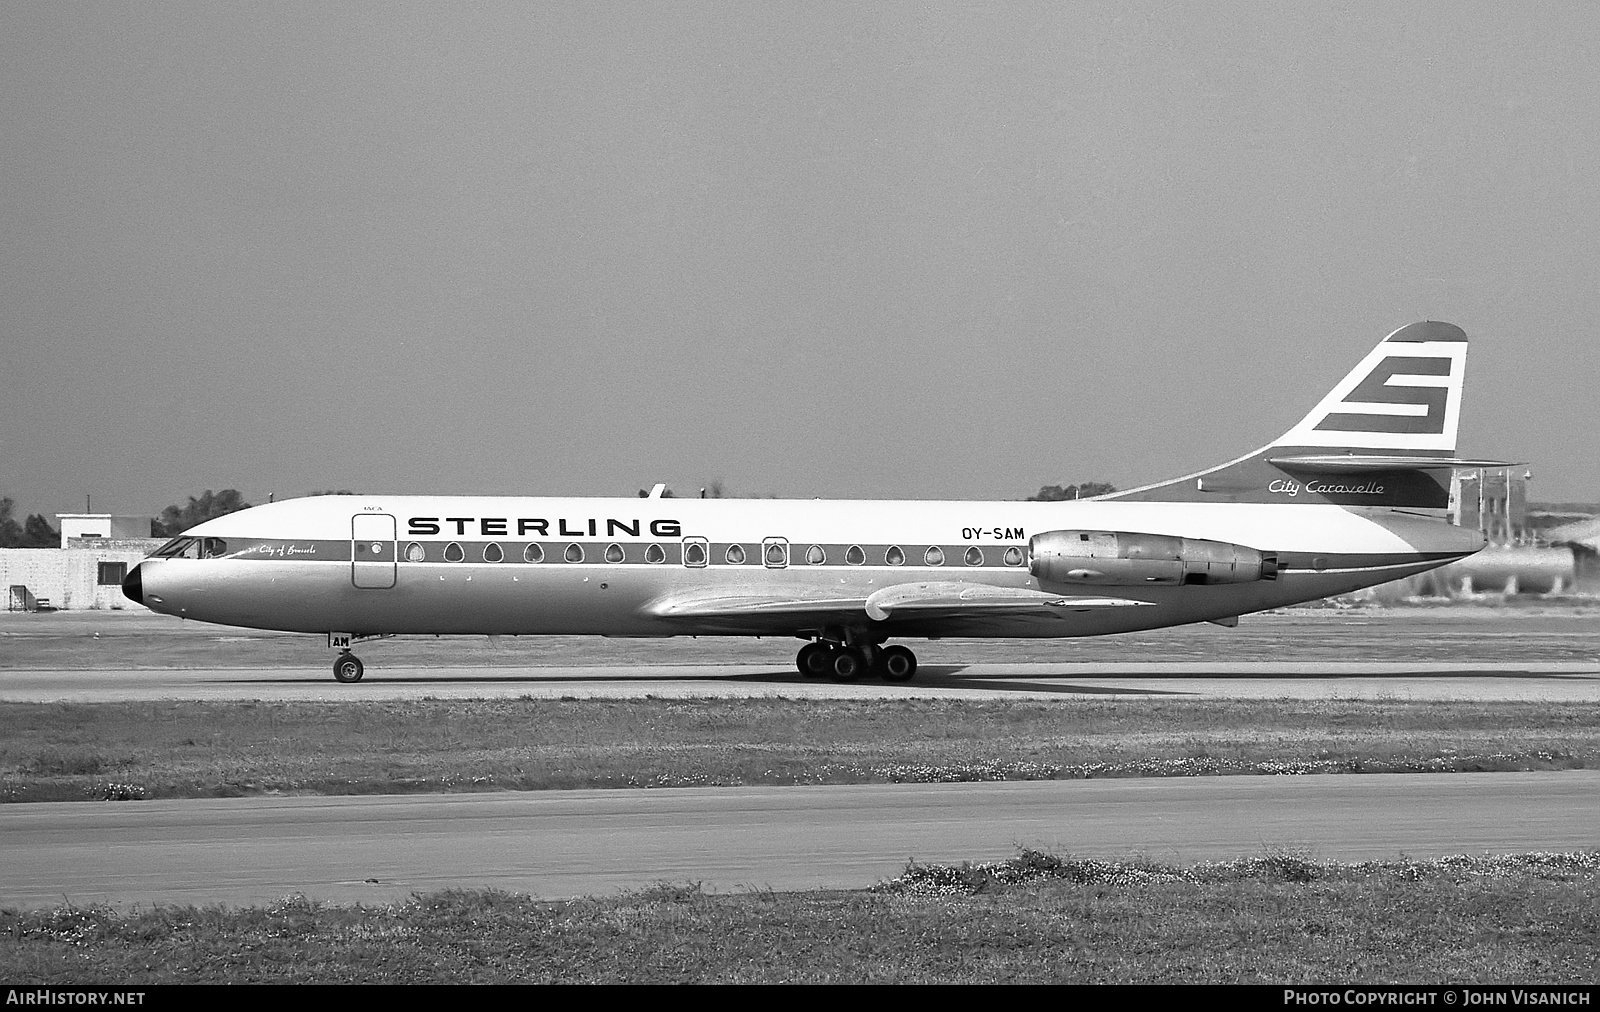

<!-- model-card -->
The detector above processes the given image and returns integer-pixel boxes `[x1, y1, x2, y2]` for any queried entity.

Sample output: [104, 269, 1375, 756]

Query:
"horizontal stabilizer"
[864, 581, 1150, 621]
[1268, 455, 1524, 473]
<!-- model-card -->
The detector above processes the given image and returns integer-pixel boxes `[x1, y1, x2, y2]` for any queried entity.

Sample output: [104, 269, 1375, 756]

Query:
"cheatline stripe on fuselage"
[219, 539, 1027, 567]
[197, 538, 1465, 573]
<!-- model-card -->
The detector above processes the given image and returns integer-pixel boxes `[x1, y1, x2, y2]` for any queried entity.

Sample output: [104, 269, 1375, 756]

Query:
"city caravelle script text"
[1269, 480, 1387, 498]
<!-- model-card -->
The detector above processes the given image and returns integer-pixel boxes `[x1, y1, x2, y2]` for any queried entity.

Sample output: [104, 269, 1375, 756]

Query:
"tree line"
[1025, 482, 1117, 501]
[642, 481, 1119, 501]
[1, 490, 270, 546]
[0, 499, 60, 548]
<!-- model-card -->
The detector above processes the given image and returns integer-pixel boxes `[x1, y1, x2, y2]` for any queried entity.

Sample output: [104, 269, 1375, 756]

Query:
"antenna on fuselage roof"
[646, 483, 666, 498]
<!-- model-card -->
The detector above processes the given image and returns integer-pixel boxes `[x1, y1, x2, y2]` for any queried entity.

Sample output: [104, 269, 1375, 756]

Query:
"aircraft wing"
[645, 581, 1150, 627]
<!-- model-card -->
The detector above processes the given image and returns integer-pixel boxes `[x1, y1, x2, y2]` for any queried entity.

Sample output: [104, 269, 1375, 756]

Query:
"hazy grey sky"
[4, 2, 1597, 519]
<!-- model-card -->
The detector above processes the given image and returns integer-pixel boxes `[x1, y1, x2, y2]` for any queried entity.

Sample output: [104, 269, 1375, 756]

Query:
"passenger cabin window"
[683, 538, 708, 567]
[564, 543, 585, 564]
[885, 546, 905, 566]
[645, 543, 666, 564]
[725, 544, 746, 565]
[483, 543, 503, 563]
[845, 545, 865, 566]
[964, 546, 984, 566]
[405, 542, 426, 563]
[805, 545, 825, 565]
[1003, 546, 1025, 566]
[524, 543, 544, 563]
[924, 546, 944, 566]
[763, 538, 788, 568]
[444, 542, 465, 562]
[605, 543, 625, 564]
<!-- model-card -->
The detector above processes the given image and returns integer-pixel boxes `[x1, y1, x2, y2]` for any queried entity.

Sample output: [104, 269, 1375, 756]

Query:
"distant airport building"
[1449, 469, 1529, 545]
[53, 513, 156, 547]
[1545, 516, 1600, 591]
[1, 513, 161, 612]
[1375, 469, 1596, 600]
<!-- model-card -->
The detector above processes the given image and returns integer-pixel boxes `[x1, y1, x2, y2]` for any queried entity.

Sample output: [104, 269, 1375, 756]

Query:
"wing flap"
[645, 581, 1151, 625]
[864, 581, 1151, 621]
[646, 590, 869, 619]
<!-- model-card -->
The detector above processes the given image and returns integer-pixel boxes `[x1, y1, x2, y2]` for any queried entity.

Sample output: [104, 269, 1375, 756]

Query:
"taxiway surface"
[5, 773, 1598, 910]
[3, 660, 1597, 702]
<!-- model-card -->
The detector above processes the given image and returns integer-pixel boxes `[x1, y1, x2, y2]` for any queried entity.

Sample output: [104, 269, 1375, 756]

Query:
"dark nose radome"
[122, 564, 144, 605]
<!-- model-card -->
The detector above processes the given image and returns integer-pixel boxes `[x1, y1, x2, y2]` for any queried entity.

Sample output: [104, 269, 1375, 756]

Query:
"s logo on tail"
[1275, 321, 1466, 453]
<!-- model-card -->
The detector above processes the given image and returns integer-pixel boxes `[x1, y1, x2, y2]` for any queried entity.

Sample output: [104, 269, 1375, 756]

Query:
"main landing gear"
[796, 641, 918, 683]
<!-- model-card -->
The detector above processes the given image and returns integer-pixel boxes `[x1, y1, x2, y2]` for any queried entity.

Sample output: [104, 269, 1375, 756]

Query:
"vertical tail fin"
[1112, 321, 1510, 507]
[1272, 320, 1466, 453]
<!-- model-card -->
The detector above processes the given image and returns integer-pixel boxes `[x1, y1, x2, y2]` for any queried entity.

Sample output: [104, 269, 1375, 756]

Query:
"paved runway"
[3, 772, 1597, 910]
[4, 611, 1596, 912]
[3, 660, 1597, 702]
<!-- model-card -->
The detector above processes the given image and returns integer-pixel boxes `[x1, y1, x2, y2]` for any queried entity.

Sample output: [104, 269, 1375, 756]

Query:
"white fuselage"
[130, 494, 1484, 640]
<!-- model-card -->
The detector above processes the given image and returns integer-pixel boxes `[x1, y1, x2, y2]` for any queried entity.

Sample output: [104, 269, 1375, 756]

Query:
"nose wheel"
[332, 652, 365, 683]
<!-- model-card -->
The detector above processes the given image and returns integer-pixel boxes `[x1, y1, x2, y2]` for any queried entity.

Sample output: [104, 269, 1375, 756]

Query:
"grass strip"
[3, 851, 1597, 983]
[3, 697, 1598, 802]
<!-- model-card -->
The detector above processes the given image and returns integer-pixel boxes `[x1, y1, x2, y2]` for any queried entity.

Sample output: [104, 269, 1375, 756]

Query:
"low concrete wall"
[1, 539, 163, 611]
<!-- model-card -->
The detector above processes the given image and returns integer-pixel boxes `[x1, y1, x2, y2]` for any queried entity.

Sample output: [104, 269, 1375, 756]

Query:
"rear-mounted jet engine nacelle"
[1028, 530, 1278, 587]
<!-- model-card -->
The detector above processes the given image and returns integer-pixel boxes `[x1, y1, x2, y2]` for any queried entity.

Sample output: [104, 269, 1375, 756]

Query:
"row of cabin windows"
[404, 541, 1027, 568]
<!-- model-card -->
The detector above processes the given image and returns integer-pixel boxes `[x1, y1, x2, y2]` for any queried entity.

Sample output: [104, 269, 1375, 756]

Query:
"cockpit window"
[201, 538, 228, 559]
[151, 537, 200, 559]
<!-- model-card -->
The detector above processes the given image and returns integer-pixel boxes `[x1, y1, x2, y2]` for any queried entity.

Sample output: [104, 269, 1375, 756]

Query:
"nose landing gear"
[327, 632, 391, 683]
[333, 652, 364, 683]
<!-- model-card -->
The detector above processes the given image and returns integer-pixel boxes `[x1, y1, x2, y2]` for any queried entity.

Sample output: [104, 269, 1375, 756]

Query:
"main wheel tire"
[332, 654, 364, 683]
[797, 642, 832, 678]
[830, 647, 866, 681]
[880, 644, 917, 682]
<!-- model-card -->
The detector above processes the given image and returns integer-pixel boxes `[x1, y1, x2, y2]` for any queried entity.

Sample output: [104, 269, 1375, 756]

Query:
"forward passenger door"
[351, 514, 397, 589]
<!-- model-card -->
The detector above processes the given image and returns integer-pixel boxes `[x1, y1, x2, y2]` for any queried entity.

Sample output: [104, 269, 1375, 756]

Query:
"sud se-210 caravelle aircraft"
[124, 321, 1504, 683]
